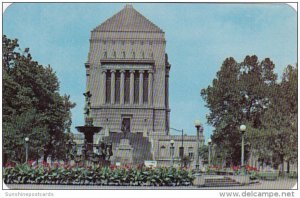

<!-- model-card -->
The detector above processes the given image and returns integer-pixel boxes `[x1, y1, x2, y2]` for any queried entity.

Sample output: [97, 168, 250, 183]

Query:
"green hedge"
[3, 164, 195, 186]
[259, 172, 279, 180]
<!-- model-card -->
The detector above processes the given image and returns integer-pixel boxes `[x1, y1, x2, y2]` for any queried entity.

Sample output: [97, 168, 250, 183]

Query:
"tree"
[260, 65, 297, 173]
[201, 55, 277, 165]
[2, 35, 76, 163]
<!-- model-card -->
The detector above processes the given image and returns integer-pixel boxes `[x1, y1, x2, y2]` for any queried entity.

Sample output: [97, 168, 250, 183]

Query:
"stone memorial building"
[74, 5, 205, 167]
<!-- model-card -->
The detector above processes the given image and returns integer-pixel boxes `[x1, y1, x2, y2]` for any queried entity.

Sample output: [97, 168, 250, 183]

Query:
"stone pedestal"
[114, 139, 133, 165]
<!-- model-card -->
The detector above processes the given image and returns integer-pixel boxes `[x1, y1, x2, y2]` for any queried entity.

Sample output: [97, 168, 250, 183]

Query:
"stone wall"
[92, 108, 154, 133]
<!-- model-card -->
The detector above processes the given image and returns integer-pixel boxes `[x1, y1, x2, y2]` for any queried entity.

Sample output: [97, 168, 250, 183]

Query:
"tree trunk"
[287, 161, 290, 173]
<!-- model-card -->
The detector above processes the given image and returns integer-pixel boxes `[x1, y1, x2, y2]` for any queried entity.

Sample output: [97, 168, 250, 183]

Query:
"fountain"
[75, 91, 112, 166]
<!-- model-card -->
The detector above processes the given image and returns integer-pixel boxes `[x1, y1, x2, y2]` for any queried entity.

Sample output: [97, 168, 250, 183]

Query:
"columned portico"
[101, 69, 155, 106]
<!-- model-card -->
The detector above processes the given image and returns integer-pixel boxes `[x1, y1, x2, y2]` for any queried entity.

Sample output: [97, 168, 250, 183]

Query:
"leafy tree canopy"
[3, 35, 76, 163]
[201, 55, 297, 166]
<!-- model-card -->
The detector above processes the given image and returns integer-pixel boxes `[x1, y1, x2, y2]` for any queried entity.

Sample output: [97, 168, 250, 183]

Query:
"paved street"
[5, 179, 297, 190]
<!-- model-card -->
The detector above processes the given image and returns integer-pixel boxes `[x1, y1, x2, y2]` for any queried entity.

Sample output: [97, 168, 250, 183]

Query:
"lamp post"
[240, 124, 246, 173]
[194, 120, 201, 172]
[208, 138, 212, 168]
[170, 128, 184, 167]
[66, 139, 73, 164]
[25, 137, 29, 163]
[170, 139, 175, 166]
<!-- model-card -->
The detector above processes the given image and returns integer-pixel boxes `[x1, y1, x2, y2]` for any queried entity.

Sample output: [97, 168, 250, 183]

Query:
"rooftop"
[93, 4, 163, 33]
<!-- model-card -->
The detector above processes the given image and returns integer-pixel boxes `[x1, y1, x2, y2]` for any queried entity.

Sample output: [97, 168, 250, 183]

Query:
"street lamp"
[240, 124, 246, 172]
[170, 139, 175, 166]
[25, 137, 29, 163]
[170, 128, 184, 167]
[66, 139, 73, 164]
[194, 119, 201, 172]
[208, 138, 212, 168]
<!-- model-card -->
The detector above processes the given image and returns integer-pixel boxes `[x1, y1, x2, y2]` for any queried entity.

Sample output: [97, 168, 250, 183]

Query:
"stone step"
[204, 177, 241, 187]
[205, 179, 234, 182]
[204, 183, 242, 187]
[205, 180, 235, 183]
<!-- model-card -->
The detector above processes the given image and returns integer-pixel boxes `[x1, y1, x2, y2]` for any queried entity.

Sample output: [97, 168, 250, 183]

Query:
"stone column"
[101, 70, 107, 104]
[129, 70, 135, 105]
[148, 70, 153, 106]
[165, 72, 169, 108]
[139, 70, 144, 105]
[120, 70, 125, 105]
[110, 70, 116, 104]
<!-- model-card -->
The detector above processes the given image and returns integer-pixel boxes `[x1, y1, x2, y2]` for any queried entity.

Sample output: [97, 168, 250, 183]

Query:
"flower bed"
[3, 163, 195, 186]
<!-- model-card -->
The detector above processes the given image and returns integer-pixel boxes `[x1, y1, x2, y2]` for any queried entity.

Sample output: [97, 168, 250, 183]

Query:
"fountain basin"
[76, 126, 102, 151]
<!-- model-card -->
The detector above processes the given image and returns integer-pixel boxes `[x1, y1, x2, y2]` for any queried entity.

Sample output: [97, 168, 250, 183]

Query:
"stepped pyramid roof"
[93, 4, 163, 33]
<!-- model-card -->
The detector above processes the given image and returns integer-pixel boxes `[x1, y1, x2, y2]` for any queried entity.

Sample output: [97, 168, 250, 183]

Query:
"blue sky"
[3, 3, 297, 142]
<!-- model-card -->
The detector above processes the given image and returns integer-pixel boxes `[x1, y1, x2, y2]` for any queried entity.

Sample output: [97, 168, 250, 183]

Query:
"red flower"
[41, 161, 50, 167]
[231, 165, 240, 171]
[28, 160, 35, 166]
[109, 164, 117, 170]
[124, 164, 131, 170]
[4, 162, 16, 167]
[245, 165, 258, 172]
[53, 162, 59, 168]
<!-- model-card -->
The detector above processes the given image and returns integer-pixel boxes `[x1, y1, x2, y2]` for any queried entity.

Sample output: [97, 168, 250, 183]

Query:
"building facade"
[76, 5, 204, 167]
[87, 4, 170, 136]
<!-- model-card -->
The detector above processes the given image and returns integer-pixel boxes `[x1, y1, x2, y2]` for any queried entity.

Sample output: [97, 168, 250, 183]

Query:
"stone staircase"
[204, 176, 242, 187]
[103, 132, 152, 164]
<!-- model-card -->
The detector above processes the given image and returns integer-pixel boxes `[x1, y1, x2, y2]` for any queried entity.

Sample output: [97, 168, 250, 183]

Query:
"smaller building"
[73, 131, 204, 168]
[151, 134, 205, 167]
